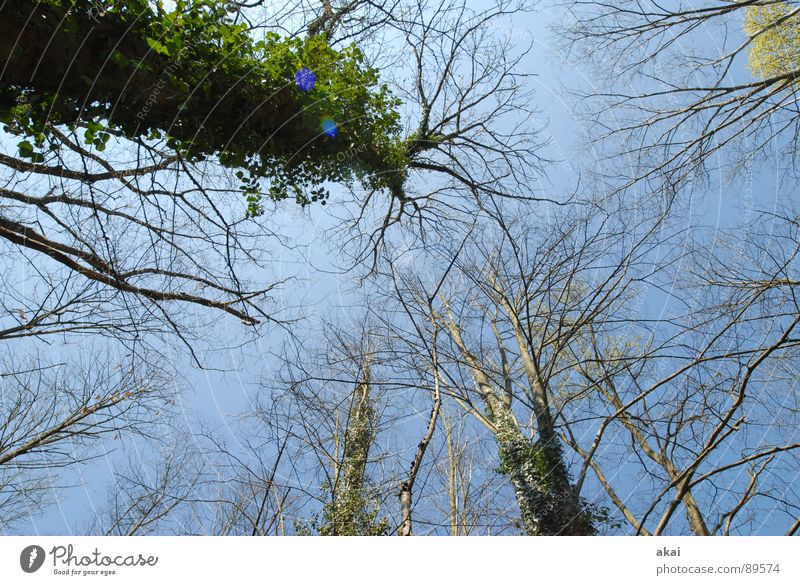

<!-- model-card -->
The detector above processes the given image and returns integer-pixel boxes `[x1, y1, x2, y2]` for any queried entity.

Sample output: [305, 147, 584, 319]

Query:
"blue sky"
[4, 0, 793, 535]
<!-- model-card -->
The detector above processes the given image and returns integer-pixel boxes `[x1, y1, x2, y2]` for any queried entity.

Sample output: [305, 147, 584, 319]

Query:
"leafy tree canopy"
[0, 0, 407, 213]
[744, 2, 800, 81]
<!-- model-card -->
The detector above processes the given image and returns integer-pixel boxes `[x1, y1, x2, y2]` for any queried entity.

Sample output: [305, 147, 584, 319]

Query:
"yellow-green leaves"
[744, 2, 800, 80]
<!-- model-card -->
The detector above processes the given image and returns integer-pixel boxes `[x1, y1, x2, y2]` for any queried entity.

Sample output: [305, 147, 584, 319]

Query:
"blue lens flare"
[295, 67, 316, 92]
[321, 117, 338, 138]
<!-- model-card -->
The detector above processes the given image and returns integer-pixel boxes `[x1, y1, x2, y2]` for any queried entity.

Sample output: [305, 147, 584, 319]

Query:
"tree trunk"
[399, 483, 412, 536]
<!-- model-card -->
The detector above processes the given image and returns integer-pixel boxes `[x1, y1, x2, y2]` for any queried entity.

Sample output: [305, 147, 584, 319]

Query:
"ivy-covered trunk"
[0, 0, 408, 209]
[493, 407, 594, 535]
[445, 307, 595, 536]
[318, 365, 388, 536]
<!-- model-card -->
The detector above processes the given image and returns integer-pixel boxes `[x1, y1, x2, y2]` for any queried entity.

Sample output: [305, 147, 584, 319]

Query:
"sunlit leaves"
[744, 2, 800, 80]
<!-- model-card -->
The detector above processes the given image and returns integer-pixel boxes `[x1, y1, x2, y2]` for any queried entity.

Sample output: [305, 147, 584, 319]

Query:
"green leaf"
[146, 37, 171, 56]
[17, 140, 33, 155]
